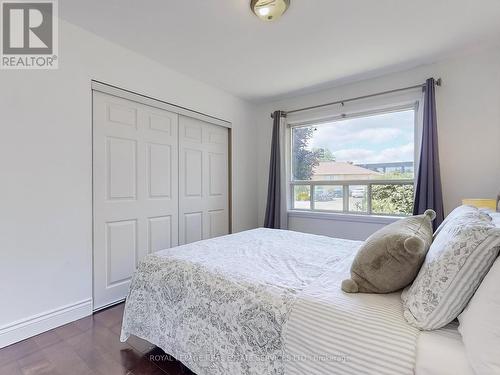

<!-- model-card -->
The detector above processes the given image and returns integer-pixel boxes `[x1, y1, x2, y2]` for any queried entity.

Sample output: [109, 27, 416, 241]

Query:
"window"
[290, 107, 416, 216]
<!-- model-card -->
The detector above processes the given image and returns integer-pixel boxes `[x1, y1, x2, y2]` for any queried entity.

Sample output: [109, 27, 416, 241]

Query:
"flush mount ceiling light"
[251, 0, 290, 22]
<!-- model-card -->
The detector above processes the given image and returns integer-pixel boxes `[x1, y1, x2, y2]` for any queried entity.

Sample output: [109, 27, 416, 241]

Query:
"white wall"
[256, 46, 500, 240]
[0, 20, 258, 346]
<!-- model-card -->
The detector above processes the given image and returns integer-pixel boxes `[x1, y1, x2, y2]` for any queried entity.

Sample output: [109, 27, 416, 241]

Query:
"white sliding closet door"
[179, 116, 229, 245]
[93, 91, 179, 310]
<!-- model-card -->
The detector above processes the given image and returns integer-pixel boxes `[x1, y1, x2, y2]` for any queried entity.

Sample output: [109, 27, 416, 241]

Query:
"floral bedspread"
[120, 228, 358, 375]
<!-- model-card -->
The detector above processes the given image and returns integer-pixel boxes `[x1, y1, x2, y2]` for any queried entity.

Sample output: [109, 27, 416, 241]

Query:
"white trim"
[93, 298, 125, 313]
[288, 210, 401, 224]
[279, 115, 289, 229]
[287, 103, 418, 128]
[285, 88, 423, 126]
[91, 80, 232, 129]
[0, 299, 92, 348]
[287, 100, 419, 218]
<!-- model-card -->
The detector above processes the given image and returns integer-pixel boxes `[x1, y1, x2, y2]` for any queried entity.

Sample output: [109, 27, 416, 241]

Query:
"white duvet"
[121, 228, 418, 375]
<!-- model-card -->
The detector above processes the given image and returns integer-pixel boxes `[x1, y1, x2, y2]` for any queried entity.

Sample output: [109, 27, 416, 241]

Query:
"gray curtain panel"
[413, 78, 444, 229]
[264, 111, 284, 229]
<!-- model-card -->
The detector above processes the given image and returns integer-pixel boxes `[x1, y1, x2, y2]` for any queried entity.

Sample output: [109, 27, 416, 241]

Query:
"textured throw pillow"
[433, 204, 478, 239]
[458, 256, 500, 375]
[341, 209, 435, 294]
[402, 210, 500, 330]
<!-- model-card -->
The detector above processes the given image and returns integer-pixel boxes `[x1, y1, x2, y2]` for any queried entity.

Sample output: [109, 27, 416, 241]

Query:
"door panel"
[184, 149, 203, 197]
[105, 220, 137, 286]
[106, 137, 137, 200]
[148, 113, 174, 134]
[184, 212, 203, 244]
[208, 152, 225, 196]
[107, 103, 137, 127]
[93, 91, 179, 310]
[179, 116, 229, 245]
[147, 143, 172, 198]
[148, 216, 172, 253]
[208, 209, 227, 238]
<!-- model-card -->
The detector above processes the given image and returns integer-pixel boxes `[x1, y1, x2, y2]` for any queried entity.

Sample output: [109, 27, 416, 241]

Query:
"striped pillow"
[402, 210, 500, 330]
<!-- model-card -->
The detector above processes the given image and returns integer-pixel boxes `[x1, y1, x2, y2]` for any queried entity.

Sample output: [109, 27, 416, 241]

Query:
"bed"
[120, 228, 470, 375]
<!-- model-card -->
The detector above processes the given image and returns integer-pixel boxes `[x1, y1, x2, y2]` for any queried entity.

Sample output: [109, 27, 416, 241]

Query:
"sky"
[308, 109, 415, 164]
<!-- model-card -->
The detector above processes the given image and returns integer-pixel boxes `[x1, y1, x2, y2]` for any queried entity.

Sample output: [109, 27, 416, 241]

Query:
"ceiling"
[61, 0, 500, 102]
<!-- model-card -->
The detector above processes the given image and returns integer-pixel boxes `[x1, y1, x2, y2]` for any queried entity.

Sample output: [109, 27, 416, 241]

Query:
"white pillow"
[458, 257, 500, 375]
[486, 211, 500, 227]
[402, 210, 500, 330]
[433, 205, 481, 239]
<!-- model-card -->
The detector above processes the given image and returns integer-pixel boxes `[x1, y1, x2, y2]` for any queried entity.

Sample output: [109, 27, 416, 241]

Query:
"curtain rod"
[271, 78, 442, 118]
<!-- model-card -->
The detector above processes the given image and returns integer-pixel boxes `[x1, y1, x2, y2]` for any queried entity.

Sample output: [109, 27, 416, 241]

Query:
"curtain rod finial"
[436, 78, 442, 86]
[271, 111, 287, 119]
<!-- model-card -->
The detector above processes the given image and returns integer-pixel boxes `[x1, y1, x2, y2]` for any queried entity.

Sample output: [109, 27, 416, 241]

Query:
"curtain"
[264, 111, 288, 229]
[413, 78, 444, 229]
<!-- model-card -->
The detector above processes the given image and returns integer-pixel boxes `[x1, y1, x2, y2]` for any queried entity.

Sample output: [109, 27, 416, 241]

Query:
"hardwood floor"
[0, 303, 195, 375]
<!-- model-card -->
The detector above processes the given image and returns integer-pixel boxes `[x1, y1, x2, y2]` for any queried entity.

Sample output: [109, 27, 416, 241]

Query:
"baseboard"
[0, 299, 92, 348]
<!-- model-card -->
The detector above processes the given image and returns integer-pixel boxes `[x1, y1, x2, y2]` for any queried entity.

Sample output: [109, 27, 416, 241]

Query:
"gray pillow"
[342, 209, 435, 294]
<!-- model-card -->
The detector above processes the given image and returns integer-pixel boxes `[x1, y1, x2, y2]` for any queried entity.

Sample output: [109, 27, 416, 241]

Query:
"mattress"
[415, 321, 474, 375]
[120, 228, 420, 375]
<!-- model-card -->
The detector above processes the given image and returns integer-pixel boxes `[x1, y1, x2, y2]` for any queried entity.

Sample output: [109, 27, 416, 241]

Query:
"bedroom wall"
[256, 45, 500, 240]
[0, 19, 258, 347]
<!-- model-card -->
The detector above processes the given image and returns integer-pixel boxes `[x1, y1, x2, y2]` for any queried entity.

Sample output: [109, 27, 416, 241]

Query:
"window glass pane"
[349, 185, 368, 212]
[291, 110, 415, 182]
[293, 185, 311, 210]
[371, 184, 414, 215]
[313, 185, 343, 211]
[292, 127, 318, 181]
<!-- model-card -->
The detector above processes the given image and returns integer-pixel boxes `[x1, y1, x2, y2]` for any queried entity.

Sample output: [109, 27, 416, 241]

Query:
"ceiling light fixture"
[251, 0, 290, 22]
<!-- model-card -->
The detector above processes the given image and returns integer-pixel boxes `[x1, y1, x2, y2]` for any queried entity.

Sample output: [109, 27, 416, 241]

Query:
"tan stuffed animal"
[342, 209, 436, 294]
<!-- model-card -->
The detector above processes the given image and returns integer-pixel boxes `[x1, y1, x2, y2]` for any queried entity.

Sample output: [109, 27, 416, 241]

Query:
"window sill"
[287, 210, 402, 224]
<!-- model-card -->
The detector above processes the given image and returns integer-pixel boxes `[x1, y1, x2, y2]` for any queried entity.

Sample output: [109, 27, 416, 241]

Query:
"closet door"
[93, 91, 179, 310]
[179, 116, 229, 245]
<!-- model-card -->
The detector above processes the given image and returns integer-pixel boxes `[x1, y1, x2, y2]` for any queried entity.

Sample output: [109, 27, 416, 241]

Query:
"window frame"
[287, 103, 420, 218]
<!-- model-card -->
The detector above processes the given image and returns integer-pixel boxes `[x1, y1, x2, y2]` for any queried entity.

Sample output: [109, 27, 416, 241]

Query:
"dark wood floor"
[0, 303, 195, 375]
